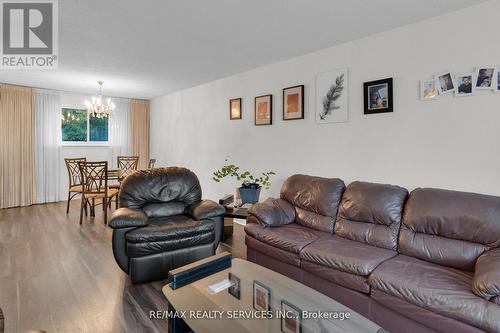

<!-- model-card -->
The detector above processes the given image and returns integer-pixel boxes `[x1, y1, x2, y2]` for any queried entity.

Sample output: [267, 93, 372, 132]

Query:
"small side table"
[222, 206, 249, 241]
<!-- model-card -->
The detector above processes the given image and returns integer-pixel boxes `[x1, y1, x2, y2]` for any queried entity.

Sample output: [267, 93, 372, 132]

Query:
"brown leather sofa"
[245, 175, 500, 333]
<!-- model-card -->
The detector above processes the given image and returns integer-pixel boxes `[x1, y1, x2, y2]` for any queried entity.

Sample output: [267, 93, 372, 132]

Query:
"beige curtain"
[131, 99, 150, 169]
[0, 84, 36, 208]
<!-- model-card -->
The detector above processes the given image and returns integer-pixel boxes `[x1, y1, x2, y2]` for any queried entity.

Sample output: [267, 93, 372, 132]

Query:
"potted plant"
[213, 164, 275, 204]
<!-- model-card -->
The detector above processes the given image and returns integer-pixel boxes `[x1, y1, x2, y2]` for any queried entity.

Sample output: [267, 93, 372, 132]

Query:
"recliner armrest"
[186, 200, 225, 220]
[247, 198, 295, 227]
[109, 208, 148, 229]
[472, 248, 500, 302]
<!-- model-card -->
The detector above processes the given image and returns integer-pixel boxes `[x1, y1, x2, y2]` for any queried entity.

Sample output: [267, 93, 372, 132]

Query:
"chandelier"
[86, 80, 114, 118]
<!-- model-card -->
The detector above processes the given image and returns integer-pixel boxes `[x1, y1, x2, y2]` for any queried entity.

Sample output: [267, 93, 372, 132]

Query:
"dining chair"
[64, 157, 86, 214]
[78, 161, 119, 225]
[108, 156, 139, 208]
[148, 158, 156, 168]
[117, 155, 139, 181]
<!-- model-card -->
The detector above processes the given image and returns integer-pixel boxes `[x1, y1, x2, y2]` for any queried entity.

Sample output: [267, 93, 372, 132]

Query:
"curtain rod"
[0, 81, 149, 101]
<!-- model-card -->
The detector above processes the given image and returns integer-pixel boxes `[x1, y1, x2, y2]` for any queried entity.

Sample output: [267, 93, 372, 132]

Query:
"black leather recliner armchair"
[108, 167, 225, 284]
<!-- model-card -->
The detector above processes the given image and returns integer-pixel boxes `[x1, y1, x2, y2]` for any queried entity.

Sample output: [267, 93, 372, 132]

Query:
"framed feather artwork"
[315, 68, 349, 124]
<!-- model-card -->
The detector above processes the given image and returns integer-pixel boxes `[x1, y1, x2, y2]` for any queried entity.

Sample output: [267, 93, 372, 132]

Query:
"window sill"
[61, 142, 110, 147]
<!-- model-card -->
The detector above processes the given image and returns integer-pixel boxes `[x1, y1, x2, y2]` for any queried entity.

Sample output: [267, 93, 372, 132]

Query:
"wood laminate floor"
[0, 202, 247, 333]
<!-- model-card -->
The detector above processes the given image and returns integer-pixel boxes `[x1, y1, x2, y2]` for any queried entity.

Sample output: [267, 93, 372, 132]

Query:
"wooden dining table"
[108, 168, 120, 181]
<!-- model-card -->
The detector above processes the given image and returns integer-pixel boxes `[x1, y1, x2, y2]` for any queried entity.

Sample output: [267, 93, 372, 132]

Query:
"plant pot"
[238, 186, 261, 204]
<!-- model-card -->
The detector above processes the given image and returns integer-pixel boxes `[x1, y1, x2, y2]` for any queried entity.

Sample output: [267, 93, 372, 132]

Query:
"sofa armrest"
[109, 208, 148, 229]
[186, 200, 225, 220]
[247, 198, 295, 227]
[472, 248, 500, 301]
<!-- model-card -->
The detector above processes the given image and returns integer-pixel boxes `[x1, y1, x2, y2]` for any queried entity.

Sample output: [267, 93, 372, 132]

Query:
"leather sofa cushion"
[126, 215, 214, 243]
[127, 232, 214, 257]
[108, 208, 148, 229]
[300, 235, 396, 276]
[142, 202, 185, 218]
[125, 215, 215, 257]
[301, 261, 370, 294]
[399, 188, 500, 271]
[245, 235, 300, 267]
[244, 222, 325, 254]
[120, 167, 202, 209]
[247, 198, 296, 227]
[335, 181, 408, 250]
[185, 200, 225, 220]
[371, 289, 486, 333]
[472, 248, 500, 301]
[294, 207, 335, 233]
[280, 174, 345, 231]
[368, 254, 500, 333]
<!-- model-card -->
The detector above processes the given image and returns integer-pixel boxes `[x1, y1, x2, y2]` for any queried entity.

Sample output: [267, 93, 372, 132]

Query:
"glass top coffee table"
[162, 257, 383, 333]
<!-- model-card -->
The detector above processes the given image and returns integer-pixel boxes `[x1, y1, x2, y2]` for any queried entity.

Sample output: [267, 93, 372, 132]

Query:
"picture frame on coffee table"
[253, 281, 271, 311]
[228, 273, 241, 299]
[281, 300, 302, 333]
[283, 85, 304, 120]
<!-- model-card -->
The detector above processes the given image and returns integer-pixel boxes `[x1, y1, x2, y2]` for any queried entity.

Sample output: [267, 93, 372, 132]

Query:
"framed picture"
[455, 74, 475, 97]
[420, 79, 438, 101]
[436, 72, 455, 95]
[283, 85, 304, 120]
[364, 78, 393, 114]
[281, 300, 302, 333]
[255, 94, 272, 126]
[253, 281, 271, 311]
[229, 98, 242, 120]
[228, 273, 241, 299]
[316, 68, 348, 124]
[496, 69, 500, 93]
[475, 66, 496, 90]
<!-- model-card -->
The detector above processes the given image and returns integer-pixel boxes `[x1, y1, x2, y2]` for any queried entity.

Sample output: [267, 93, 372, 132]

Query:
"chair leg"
[92, 198, 95, 216]
[66, 191, 71, 214]
[84, 199, 88, 216]
[103, 197, 108, 225]
[79, 196, 85, 225]
[115, 195, 118, 209]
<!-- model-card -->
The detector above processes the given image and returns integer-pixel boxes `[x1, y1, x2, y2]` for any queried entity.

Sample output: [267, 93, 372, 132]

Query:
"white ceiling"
[0, 0, 486, 99]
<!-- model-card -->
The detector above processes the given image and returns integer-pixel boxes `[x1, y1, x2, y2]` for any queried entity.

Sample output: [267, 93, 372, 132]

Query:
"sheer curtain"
[34, 89, 61, 203]
[109, 98, 131, 167]
[131, 99, 150, 169]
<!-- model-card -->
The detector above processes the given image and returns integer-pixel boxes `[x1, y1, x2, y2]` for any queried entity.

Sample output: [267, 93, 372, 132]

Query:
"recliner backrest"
[119, 167, 202, 211]
[280, 174, 345, 233]
[335, 181, 408, 250]
[399, 188, 500, 271]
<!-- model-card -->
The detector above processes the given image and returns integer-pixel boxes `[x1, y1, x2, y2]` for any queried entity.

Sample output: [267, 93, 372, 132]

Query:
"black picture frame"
[229, 98, 242, 120]
[281, 300, 302, 333]
[253, 280, 271, 311]
[228, 273, 241, 299]
[254, 94, 273, 126]
[282, 85, 304, 121]
[363, 78, 393, 115]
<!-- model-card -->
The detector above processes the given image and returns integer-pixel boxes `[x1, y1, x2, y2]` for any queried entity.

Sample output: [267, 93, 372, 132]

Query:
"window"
[61, 107, 109, 143]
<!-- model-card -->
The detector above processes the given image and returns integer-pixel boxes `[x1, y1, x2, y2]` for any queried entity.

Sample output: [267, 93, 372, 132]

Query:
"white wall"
[59, 92, 115, 201]
[150, 1, 500, 201]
